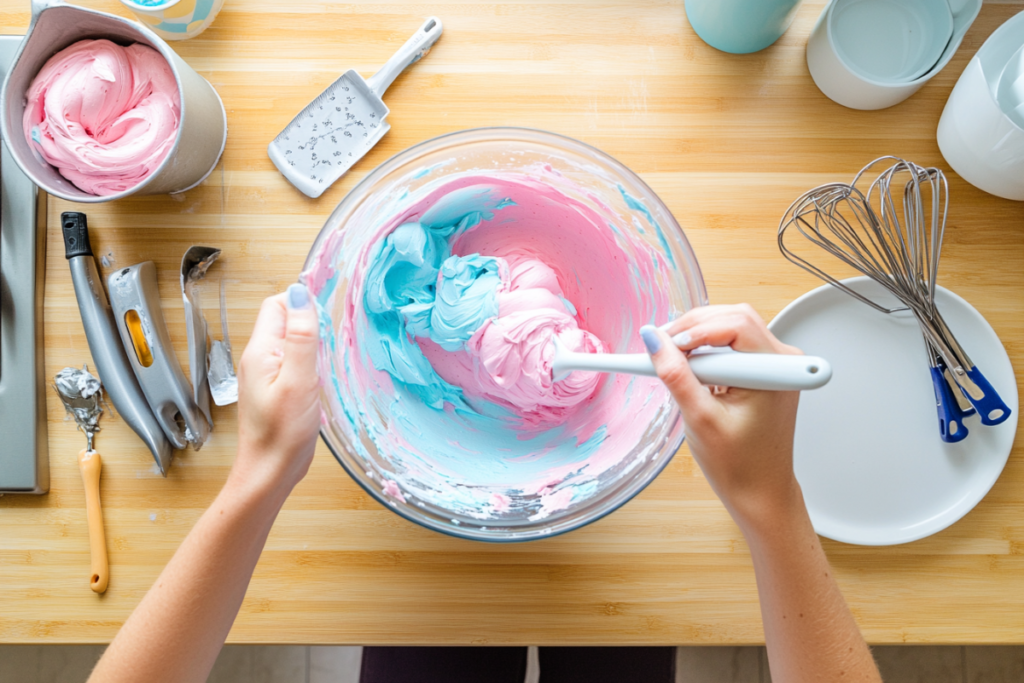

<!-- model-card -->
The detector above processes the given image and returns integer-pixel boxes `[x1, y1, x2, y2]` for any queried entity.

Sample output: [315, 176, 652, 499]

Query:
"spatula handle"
[553, 349, 832, 391]
[78, 449, 109, 594]
[367, 17, 443, 97]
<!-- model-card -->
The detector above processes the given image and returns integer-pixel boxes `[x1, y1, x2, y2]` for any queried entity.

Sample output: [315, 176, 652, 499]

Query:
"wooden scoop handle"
[78, 449, 109, 594]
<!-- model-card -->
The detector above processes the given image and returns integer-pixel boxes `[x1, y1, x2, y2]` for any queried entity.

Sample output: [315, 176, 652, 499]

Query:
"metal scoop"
[268, 17, 443, 198]
[54, 366, 103, 451]
[54, 366, 109, 594]
[551, 337, 832, 391]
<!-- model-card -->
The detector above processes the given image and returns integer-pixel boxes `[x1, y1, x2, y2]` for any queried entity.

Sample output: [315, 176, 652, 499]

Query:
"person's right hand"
[640, 305, 804, 527]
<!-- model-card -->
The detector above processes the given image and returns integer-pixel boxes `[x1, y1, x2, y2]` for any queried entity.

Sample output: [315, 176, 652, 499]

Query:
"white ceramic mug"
[937, 11, 1024, 201]
[807, 0, 981, 110]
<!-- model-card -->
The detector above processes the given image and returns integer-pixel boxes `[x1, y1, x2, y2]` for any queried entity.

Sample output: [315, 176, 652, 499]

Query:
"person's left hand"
[234, 284, 321, 495]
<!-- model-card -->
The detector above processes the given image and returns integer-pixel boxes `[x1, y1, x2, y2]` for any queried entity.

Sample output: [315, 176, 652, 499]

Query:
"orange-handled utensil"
[54, 366, 110, 594]
[78, 449, 108, 594]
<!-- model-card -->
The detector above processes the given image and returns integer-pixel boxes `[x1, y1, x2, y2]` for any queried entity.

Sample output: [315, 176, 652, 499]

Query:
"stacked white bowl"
[937, 10, 1024, 201]
[807, 0, 981, 110]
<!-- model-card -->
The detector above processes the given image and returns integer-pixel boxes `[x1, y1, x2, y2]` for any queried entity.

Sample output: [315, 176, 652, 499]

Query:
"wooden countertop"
[2, 0, 1022, 645]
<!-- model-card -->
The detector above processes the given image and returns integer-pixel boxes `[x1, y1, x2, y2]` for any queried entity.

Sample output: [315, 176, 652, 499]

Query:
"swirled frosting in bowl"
[304, 129, 707, 540]
[23, 39, 180, 196]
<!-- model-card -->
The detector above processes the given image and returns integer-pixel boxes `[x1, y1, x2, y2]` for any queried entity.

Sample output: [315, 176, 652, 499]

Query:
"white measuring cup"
[807, 0, 981, 110]
[830, 0, 952, 82]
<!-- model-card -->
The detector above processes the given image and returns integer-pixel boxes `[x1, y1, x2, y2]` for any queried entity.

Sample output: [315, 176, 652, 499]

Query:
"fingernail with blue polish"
[287, 283, 309, 310]
[640, 325, 662, 354]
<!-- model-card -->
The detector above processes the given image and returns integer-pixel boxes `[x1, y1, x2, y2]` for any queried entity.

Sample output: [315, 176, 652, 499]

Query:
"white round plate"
[769, 277, 1018, 546]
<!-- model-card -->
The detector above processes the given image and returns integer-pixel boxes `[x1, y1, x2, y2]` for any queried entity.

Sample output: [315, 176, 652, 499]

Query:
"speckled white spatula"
[268, 17, 442, 198]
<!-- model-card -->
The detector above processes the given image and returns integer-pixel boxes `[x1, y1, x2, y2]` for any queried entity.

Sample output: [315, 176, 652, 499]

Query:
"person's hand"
[234, 284, 321, 496]
[640, 305, 804, 527]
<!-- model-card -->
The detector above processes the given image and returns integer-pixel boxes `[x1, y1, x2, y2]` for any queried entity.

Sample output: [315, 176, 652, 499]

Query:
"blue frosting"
[428, 255, 502, 350]
[361, 186, 511, 410]
[619, 185, 676, 268]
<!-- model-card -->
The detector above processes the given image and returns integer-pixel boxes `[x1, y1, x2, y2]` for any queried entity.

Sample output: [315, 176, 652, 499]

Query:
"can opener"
[108, 261, 211, 450]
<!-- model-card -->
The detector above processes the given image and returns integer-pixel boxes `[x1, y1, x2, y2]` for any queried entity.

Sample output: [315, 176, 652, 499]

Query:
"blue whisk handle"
[964, 367, 1012, 426]
[930, 366, 969, 443]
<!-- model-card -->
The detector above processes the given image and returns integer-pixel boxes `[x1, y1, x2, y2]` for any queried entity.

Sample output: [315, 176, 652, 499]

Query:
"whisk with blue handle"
[778, 156, 1011, 443]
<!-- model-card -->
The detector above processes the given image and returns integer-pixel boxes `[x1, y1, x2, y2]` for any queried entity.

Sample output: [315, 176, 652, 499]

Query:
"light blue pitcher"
[685, 0, 804, 54]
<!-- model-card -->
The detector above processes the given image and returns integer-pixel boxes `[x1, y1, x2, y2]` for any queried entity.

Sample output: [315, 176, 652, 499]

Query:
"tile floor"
[1, 645, 1022, 682]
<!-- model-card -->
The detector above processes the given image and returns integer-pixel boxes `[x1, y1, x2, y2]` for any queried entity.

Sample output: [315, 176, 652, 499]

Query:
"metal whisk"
[778, 156, 1011, 443]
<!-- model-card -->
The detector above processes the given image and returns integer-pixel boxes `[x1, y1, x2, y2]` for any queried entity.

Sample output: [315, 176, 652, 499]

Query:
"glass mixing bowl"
[302, 128, 707, 541]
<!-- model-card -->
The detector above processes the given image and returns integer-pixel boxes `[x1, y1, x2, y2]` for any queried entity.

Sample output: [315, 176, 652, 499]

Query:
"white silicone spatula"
[551, 338, 832, 391]
[268, 17, 443, 198]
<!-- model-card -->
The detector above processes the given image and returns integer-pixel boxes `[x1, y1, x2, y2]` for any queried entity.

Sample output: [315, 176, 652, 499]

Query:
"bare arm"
[88, 285, 321, 683]
[642, 305, 881, 683]
[743, 489, 876, 683]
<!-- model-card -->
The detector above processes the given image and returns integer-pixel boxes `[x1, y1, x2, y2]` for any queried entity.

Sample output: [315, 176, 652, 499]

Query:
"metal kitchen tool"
[0, 0, 227, 203]
[207, 279, 238, 406]
[551, 338, 832, 391]
[61, 212, 174, 475]
[778, 156, 1011, 442]
[181, 246, 216, 424]
[268, 16, 443, 198]
[0, 35, 48, 495]
[53, 366, 109, 594]
[181, 246, 237, 410]
[109, 261, 211, 450]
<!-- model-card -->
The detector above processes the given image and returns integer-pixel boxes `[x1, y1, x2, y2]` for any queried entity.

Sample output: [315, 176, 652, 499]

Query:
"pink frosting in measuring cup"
[23, 39, 180, 196]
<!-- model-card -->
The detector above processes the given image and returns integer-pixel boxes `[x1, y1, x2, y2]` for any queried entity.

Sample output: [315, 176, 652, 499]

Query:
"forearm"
[88, 470, 289, 683]
[737, 487, 881, 683]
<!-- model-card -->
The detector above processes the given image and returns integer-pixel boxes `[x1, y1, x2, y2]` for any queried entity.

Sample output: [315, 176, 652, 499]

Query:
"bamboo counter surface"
[2, 0, 1023, 646]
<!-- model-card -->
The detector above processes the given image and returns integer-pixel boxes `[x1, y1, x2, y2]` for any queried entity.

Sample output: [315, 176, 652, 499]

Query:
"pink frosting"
[23, 39, 180, 196]
[382, 479, 407, 503]
[421, 256, 603, 426]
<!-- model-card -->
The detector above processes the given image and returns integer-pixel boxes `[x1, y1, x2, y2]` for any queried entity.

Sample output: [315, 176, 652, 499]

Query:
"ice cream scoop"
[551, 336, 832, 391]
[53, 366, 109, 594]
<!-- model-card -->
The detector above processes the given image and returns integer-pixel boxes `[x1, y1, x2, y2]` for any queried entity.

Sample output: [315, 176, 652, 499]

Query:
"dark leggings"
[359, 646, 675, 683]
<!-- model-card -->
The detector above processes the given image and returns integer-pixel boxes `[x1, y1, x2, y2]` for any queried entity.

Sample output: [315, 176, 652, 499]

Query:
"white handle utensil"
[367, 17, 443, 97]
[268, 17, 443, 198]
[551, 340, 831, 391]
